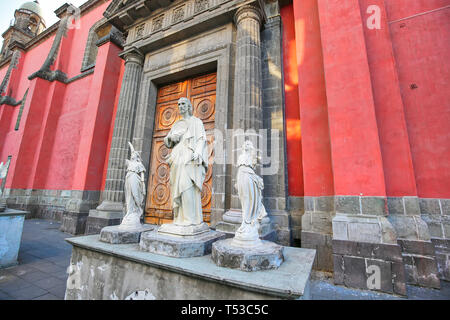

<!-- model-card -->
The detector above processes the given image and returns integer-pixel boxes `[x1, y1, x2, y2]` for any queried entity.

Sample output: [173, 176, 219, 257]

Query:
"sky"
[0, 0, 88, 46]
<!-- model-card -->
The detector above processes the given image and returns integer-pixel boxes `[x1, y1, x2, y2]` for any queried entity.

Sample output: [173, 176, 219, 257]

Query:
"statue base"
[158, 222, 210, 237]
[211, 238, 284, 272]
[65, 235, 316, 300]
[100, 224, 155, 244]
[215, 210, 276, 241]
[140, 227, 226, 258]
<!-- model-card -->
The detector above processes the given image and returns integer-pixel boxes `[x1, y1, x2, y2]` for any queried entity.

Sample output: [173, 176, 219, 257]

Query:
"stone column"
[216, 5, 276, 241]
[232, 5, 263, 134]
[85, 49, 144, 235]
[231, 5, 264, 208]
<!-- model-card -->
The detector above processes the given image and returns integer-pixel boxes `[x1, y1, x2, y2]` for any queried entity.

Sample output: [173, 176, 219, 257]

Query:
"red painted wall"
[282, 0, 449, 199]
[359, 0, 418, 198]
[282, 1, 335, 197]
[386, 1, 450, 198]
[281, 4, 303, 197]
[0, 0, 122, 194]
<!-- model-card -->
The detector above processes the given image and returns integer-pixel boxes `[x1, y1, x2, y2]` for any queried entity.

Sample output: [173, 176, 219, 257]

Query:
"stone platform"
[65, 235, 316, 300]
[0, 208, 27, 268]
[211, 238, 284, 271]
[140, 227, 226, 258]
[100, 224, 155, 244]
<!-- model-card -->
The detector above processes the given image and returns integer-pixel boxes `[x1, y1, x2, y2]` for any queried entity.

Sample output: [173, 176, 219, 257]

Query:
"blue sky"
[1, 0, 88, 46]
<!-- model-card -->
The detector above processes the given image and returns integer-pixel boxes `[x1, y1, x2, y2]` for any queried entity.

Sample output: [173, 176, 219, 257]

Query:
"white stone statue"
[233, 140, 268, 246]
[159, 97, 208, 234]
[0, 161, 8, 197]
[120, 142, 146, 229]
[0, 161, 9, 212]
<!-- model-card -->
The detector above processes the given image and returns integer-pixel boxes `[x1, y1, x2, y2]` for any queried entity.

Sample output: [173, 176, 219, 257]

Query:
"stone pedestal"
[140, 227, 225, 258]
[65, 235, 316, 300]
[211, 238, 284, 272]
[216, 210, 276, 241]
[0, 209, 27, 269]
[158, 222, 210, 237]
[100, 224, 155, 244]
[85, 201, 123, 235]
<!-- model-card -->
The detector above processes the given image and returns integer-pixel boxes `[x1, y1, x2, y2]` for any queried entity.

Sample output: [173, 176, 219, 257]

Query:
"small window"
[81, 20, 105, 72]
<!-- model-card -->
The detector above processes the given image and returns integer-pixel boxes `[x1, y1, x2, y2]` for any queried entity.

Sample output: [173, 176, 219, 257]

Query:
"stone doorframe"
[131, 25, 235, 228]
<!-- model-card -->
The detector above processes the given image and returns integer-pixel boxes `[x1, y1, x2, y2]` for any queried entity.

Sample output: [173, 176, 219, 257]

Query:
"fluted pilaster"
[233, 5, 263, 132]
[99, 50, 144, 209]
[231, 5, 263, 209]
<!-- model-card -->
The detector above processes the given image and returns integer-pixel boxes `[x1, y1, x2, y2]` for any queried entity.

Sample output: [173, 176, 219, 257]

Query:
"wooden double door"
[144, 72, 217, 225]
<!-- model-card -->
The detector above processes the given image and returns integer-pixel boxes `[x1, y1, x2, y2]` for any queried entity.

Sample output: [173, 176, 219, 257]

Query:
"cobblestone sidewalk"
[0, 219, 72, 300]
[1, 219, 449, 300]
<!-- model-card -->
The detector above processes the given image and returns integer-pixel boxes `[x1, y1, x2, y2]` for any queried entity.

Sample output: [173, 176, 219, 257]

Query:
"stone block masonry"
[4, 189, 100, 233]
[333, 240, 407, 296]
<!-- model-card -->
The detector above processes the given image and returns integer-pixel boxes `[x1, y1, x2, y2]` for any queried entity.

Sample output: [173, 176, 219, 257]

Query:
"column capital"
[234, 5, 263, 27]
[119, 47, 144, 66]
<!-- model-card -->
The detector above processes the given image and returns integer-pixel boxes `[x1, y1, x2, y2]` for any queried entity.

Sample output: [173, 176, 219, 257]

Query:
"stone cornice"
[120, 0, 265, 55]
[96, 27, 125, 49]
[105, 0, 266, 34]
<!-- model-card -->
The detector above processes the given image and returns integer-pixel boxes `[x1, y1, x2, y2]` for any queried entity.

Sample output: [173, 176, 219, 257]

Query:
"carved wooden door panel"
[145, 72, 217, 225]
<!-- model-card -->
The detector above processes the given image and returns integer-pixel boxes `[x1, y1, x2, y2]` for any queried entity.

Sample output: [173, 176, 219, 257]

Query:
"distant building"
[0, 0, 448, 296]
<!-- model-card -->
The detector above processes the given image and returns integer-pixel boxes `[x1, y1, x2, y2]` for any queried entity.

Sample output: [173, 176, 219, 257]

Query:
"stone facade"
[1, 0, 449, 298]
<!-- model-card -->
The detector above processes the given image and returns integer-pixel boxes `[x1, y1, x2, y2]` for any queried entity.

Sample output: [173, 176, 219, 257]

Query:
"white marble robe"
[236, 152, 267, 237]
[164, 116, 208, 226]
[121, 160, 146, 228]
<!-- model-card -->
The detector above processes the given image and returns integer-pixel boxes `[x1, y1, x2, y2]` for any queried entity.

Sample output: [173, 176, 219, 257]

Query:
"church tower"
[1, 1, 46, 59]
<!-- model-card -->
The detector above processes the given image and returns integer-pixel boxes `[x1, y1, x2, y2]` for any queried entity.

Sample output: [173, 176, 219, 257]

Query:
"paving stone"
[30, 262, 66, 274]
[5, 264, 39, 278]
[0, 275, 33, 292]
[32, 293, 60, 300]
[16, 256, 39, 266]
[8, 284, 47, 300]
[0, 289, 13, 300]
[33, 277, 65, 290]
[52, 269, 69, 281]
[46, 284, 66, 299]
[17, 270, 52, 282]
